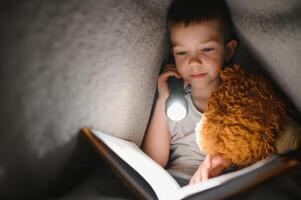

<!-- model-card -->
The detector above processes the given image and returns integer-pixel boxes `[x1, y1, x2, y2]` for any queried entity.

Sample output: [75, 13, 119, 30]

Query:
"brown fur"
[197, 65, 287, 167]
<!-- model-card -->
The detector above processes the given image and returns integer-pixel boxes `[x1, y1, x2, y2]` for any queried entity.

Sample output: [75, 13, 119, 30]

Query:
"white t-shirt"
[166, 94, 206, 179]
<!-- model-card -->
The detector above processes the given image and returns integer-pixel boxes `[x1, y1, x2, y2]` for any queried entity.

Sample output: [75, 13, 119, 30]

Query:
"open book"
[81, 128, 299, 200]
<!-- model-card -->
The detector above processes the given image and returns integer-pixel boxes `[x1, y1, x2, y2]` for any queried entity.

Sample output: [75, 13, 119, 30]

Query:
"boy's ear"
[225, 40, 238, 61]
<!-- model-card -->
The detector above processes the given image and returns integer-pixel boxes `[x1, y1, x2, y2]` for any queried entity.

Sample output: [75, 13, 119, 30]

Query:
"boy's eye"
[176, 51, 188, 56]
[201, 48, 214, 52]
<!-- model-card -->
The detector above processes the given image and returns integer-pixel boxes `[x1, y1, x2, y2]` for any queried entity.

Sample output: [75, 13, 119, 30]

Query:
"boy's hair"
[166, 0, 236, 42]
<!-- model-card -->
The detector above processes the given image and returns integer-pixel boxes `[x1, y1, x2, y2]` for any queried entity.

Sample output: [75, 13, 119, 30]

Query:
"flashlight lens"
[167, 101, 187, 121]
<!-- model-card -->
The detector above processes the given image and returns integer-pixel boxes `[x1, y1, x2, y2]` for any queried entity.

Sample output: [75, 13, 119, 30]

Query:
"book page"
[91, 129, 181, 200]
[90, 129, 291, 200]
[177, 155, 279, 199]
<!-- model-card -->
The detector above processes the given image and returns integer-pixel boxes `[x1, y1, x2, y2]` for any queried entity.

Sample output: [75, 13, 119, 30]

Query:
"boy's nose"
[188, 56, 202, 70]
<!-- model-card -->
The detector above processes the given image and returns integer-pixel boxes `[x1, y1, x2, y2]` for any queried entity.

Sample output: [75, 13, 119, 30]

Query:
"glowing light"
[167, 101, 187, 121]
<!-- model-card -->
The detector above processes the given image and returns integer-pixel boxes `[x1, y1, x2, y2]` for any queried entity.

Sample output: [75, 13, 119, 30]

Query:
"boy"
[142, 0, 238, 185]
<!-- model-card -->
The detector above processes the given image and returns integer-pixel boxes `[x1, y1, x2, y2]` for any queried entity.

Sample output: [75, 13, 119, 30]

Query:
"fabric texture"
[197, 65, 288, 167]
[1, 0, 301, 199]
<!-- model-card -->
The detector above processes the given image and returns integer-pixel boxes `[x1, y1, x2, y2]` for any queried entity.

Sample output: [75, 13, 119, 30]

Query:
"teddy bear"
[196, 64, 300, 167]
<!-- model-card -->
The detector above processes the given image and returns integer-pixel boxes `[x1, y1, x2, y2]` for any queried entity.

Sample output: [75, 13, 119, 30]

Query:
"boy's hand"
[189, 154, 230, 185]
[157, 64, 181, 99]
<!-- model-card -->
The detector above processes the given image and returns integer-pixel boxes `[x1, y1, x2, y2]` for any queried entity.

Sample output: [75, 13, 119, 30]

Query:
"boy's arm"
[142, 96, 171, 168]
[142, 64, 180, 167]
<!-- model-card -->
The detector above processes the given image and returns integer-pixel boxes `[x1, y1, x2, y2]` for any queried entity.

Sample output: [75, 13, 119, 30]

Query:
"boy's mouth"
[190, 73, 207, 79]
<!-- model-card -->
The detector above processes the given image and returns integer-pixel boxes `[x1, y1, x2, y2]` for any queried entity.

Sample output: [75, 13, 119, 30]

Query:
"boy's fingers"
[209, 165, 223, 177]
[162, 67, 176, 74]
[158, 71, 179, 83]
[160, 70, 181, 79]
[189, 166, 203, 185]
[161, 64, 181, 78]
[211, 155, 231, 169]
[189, 174, 196, 185]
[205, 154, 212, 169]
[210, 156, 222, 169]
[189, 177, 195, 185]
[201, 165, 209, 181]
[201, 168, 209, 181]
[190, 173, 201, 185]
[163, 64, 176, 71]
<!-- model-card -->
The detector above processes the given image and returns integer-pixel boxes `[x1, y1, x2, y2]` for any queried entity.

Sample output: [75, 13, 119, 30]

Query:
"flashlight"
[165, 76, 189, 121]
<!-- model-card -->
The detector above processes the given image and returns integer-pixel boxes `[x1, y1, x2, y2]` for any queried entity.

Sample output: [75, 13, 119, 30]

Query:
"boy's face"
[170, 20, 234, 89]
